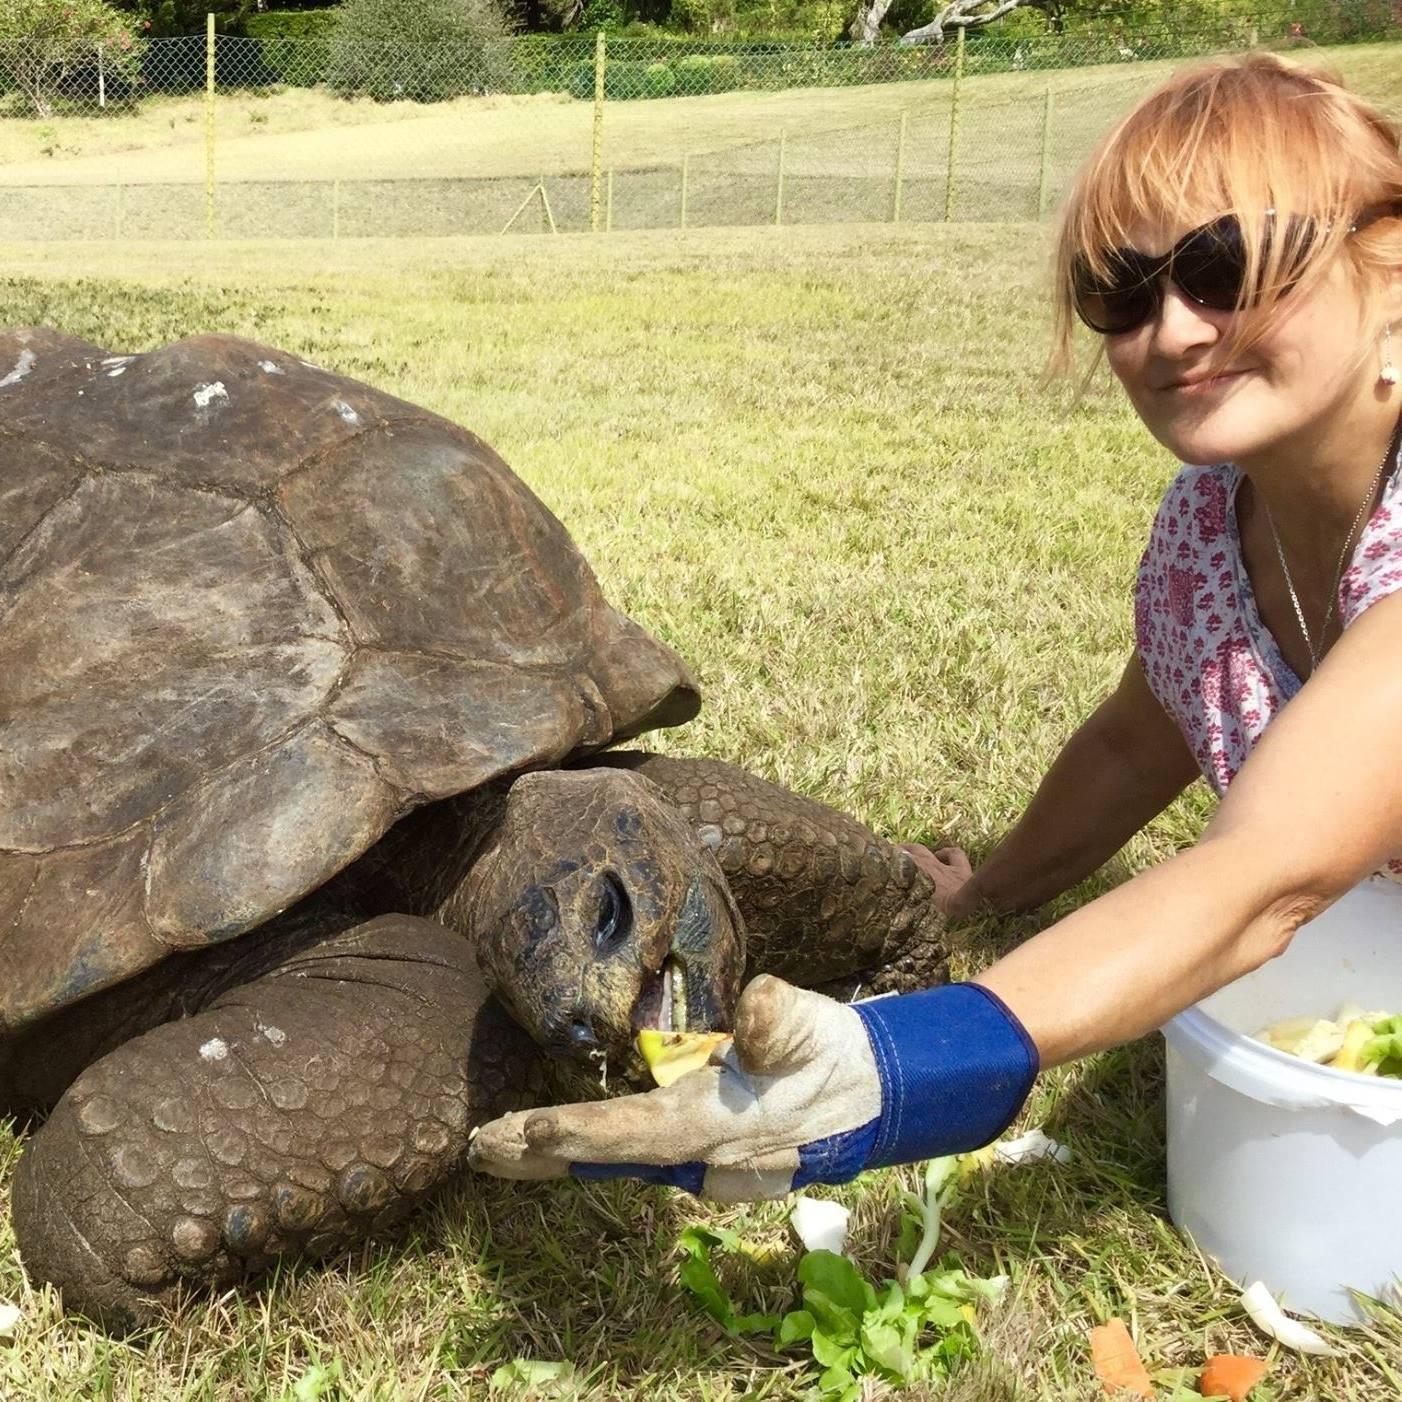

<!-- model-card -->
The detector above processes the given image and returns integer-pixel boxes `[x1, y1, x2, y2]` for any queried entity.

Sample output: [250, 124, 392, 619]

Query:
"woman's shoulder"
[1143, 461, 1238, 555]
[1341, 454, 1402, 627]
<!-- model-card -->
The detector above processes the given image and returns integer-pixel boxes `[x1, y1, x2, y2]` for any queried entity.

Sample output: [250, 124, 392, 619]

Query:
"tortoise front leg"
[593, 753, 951, 995]
[12, 915, 546, 1330]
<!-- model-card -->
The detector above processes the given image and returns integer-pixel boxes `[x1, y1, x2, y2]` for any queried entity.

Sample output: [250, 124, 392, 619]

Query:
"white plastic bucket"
[1162, 877, 1402, 1324]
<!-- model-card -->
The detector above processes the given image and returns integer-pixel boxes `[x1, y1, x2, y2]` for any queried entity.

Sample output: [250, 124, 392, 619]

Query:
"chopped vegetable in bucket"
[1254, 1003, 1402, 1077]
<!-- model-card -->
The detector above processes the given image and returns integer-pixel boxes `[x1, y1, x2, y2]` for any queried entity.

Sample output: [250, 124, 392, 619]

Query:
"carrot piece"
[1200, 1354, 1269, 1401]
[1089, 1318, 1154, 1398]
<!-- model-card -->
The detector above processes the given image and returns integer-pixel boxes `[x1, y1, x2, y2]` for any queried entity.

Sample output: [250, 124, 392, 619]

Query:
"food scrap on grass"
[1199, 1353, 1270, 1401]
[1239, 1280, 1338, 1356]
[1088, 1317, 1153, 1398]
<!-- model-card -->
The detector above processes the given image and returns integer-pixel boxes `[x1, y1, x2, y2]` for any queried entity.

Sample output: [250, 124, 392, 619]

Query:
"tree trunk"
[18, 65, 54, 119]
[849, 0, 897, 46]
[901, 0, 1037, 46]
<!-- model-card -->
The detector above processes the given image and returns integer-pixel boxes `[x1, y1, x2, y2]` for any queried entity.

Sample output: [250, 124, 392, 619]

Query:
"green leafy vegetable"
[1363, 1016, 1402, 1077]
[281, 1358, 344, 1402]
[676, 1226, 781, 1336]
[488, 1359, 577, 1396]
[673, 1162, 1005, 1400]
[778, 1249, 991, 1399]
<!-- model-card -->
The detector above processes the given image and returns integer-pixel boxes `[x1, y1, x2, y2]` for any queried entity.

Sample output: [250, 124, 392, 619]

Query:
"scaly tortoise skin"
[0, 328, 952, 1329]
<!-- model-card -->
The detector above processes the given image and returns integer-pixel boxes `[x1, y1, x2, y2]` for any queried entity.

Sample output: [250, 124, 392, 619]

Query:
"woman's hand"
[901, 842, 978, 918]
[468, 974, 1038, 1203]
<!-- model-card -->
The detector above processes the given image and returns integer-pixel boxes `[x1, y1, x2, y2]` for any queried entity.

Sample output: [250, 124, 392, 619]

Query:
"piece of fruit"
[1199, 1353, 1268, 1401]
[1289, 1019, 1346, 1063]
[1332, 1019, 1375, 1073]
[636, 1030, 731, 1087]
[1255, 1016, 1317, 1051]
[1089, 1318, 1153, 1398]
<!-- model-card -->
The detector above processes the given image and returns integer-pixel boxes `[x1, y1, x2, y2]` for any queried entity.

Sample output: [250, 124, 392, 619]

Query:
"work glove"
[467, 974, 1038, 1203]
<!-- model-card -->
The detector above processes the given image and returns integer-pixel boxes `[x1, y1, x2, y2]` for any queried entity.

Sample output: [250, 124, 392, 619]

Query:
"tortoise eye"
[594, 873, 632, 952]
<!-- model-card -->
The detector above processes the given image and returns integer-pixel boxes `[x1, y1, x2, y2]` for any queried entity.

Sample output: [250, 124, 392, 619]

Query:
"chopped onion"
[1240, 1281, 1338, 1356]
[993, 1127, 1071, 1166]
[0, 1302, 19, 1341]
[791, 1195, 850, 1255]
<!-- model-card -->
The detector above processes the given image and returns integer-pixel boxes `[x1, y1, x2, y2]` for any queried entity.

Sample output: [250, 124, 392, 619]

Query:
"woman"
[469, 53, 1402, 1200]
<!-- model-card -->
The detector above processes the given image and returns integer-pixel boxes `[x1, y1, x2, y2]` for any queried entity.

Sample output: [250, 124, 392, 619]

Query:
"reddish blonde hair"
[1051, 52, 1402, 372]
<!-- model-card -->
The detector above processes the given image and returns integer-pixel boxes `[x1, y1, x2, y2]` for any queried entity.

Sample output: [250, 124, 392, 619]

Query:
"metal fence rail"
[1, 10, 1398, 241]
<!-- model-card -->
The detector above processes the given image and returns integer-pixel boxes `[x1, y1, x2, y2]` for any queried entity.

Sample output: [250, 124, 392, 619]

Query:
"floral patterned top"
[1135, 437, 1402, 807]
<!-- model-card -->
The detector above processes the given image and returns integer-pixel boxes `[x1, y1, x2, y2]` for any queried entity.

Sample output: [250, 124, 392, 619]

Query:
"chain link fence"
[1, 7, 1399, 241]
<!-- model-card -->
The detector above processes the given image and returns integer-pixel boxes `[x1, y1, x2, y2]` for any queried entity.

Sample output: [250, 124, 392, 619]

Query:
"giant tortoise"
[0, 327, 952, 1328]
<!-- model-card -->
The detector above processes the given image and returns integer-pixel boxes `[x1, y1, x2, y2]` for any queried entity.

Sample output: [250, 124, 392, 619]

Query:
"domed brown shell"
[0, 328, 698, 1034]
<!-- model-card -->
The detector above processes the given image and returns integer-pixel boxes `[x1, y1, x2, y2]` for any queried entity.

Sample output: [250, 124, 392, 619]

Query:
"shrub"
[244, 9, 335, 86]
[0, 0, 143, 116]
[674, 52, 741, 92]
[587, 56, 675, 97]
[327, 0, 513, 102]
[565, 57, 595, 97]
[668, 0, 737, 36]
[642, 58, 674, 94]
[112, 0, 253, 39]
[577, 0, 626, 30]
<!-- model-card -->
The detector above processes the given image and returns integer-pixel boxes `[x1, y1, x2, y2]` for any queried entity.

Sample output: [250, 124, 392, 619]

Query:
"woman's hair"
[1050, 52, 1402, 373]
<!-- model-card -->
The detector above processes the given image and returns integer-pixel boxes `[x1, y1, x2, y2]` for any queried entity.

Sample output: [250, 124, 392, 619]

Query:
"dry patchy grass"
[0, 225, 1398, 1398]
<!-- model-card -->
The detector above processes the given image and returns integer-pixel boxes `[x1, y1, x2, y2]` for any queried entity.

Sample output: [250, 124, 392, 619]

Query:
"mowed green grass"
[1, 42, 1398, 240]
[3, 226, 1402, 1399]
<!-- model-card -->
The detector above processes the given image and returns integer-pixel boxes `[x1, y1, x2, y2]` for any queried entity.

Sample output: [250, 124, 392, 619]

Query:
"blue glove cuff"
[854, 982, 1038, 1168]
[571, 1159, 707, 1193]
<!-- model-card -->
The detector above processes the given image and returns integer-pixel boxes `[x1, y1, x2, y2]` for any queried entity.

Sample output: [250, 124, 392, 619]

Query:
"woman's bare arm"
[977, 594, 1402, 1067]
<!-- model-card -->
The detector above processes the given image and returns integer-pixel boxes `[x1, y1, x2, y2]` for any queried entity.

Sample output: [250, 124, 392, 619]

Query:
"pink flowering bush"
[0, 0, 142, 116]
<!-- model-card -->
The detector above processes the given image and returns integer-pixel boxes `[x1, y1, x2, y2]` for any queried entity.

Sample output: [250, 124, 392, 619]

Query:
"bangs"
[1051, 53, 1402, 371]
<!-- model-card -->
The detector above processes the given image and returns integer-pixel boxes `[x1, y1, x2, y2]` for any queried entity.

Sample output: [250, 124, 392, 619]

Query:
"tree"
[851, 0, 1059, 45]
[0, 0, 141, 116]
[109, 0, 255, 37]
[327, 0, 514, 101]
[900, 0, 1048, 43]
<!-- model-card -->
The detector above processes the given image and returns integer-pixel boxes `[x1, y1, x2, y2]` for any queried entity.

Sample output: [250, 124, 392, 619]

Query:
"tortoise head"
[465, 767, 746, 1083]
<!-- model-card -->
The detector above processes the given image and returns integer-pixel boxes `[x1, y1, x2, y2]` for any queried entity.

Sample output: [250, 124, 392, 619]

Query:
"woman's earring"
[1383, 324, 1399, 387]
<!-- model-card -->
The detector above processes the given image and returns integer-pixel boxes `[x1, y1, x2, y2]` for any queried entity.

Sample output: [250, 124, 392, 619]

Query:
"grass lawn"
[2, 224, 1401, 1398]
[1, 41, 1398, 239]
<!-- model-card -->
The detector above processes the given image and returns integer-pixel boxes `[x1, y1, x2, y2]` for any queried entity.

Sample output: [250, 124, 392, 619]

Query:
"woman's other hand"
[901, 842, 977, 918]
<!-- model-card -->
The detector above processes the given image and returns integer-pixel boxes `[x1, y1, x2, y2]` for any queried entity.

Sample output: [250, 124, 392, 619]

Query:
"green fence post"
[590, 31, 606, 233]
[891, 109, 907, 223]
[680, 154, 689, 229]
[1037, 84, 1054, 218]
[775, 130, 787, 227]
[943, 26, 964, 223]
[205, 12, 216, 239]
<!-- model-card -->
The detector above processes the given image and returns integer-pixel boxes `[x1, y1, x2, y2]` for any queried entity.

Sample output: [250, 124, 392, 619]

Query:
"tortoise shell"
[0, 328, 698, 1033]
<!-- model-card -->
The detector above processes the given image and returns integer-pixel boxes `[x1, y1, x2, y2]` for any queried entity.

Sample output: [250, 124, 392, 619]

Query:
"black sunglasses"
[1072, 207, 1398, 336]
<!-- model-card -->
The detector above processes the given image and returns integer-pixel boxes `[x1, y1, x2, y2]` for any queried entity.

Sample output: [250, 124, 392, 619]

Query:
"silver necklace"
[1262, 442, 1394, 674]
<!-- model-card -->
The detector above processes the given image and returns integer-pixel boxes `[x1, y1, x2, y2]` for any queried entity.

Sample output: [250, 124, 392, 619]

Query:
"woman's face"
[1101, 230, 1380, 467]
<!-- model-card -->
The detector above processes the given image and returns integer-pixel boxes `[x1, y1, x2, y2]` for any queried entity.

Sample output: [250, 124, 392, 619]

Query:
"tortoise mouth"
[631, 952, 691, 1033]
